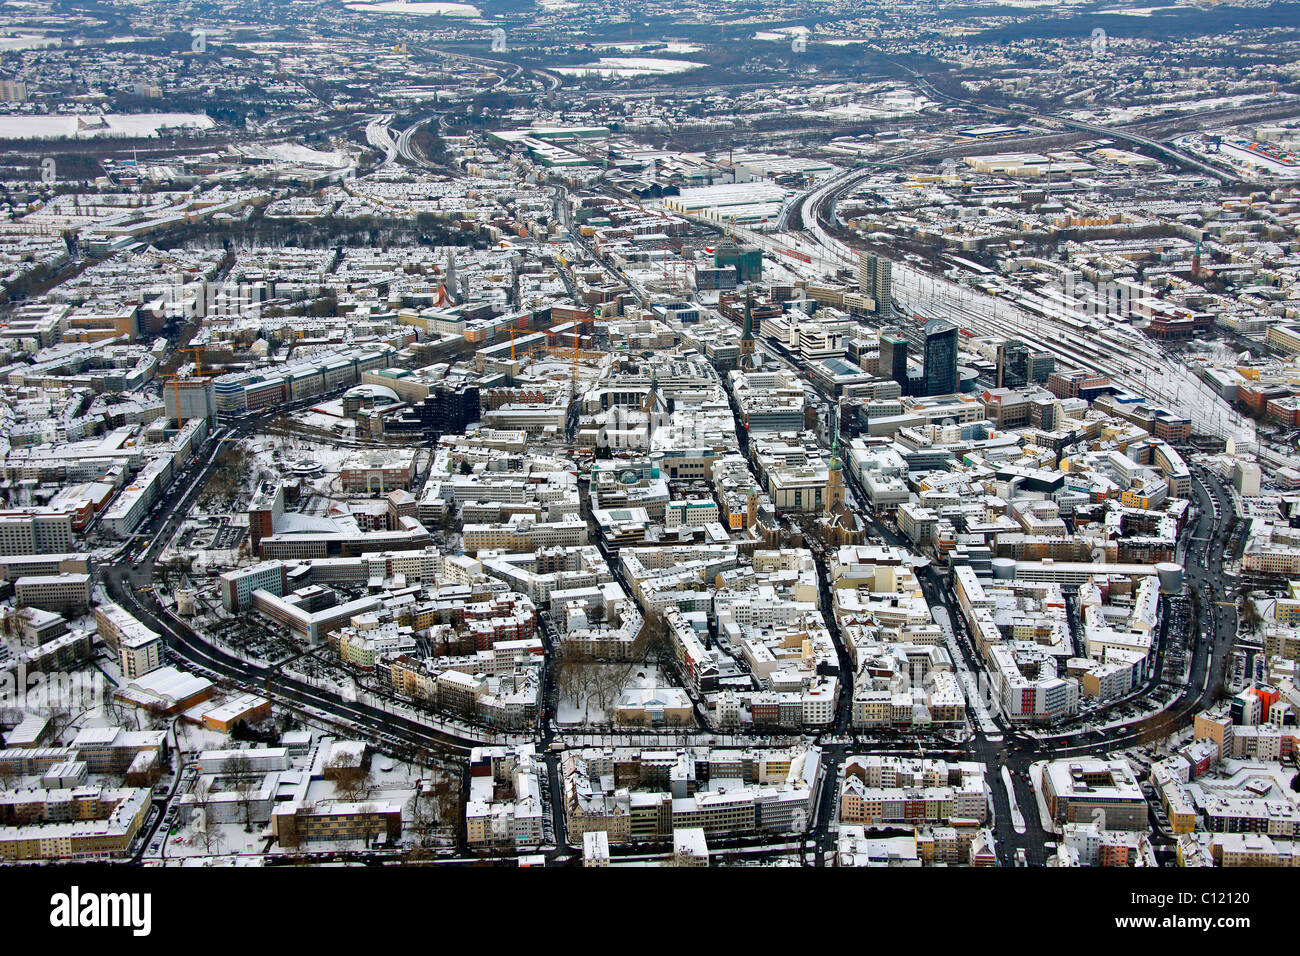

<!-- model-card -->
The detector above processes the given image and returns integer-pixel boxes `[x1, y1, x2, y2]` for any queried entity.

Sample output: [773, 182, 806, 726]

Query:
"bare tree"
[1, 604, 31, 641]
[192, 777, 226, 855]
[360, 804, 386, 849]
[45, 701, 72, 745]
[554, 640, 601, 722]
[225, 753, 259, 832]
[409, 766, 458, 850]
[408, 783, 439, 847]
[634, 607, 672, 665]
[431, 770, 459, 834]
[591, 659, 637, 718]
[326, 753, 375, 802]
[1239, 596, 1261, 634]
[552, 639, 582, 703]
[194, 820, 225, 855]
[103, 691, 133, 728]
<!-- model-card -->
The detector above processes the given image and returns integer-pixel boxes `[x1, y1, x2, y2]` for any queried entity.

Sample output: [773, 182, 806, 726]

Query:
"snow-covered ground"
[1028, 761, 1060, 836]
[1144, 348, 1259, 450]
[162, 822, 271, 860]
[1001, 765, 1027, 834]
[263, 143, 353, 168]
[0, 35, 60, 51]
[930, 605, 999, 735]
[1068, 92, 1291, 125]
[0, 113, 215, 139]
[553, 58, 706, 78]
[345, 1, 481, 16]
[556, 664, 668, 726]
[592, 42, 703, 54]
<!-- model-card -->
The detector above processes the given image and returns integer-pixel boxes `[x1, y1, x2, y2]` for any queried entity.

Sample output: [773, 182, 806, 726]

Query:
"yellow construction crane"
[181, 346, 218, 377]
[164, 347, 219, 426]
[569, 306, 615, 391]
[162, 373, 187, 426]
[509, 327, 545, 364]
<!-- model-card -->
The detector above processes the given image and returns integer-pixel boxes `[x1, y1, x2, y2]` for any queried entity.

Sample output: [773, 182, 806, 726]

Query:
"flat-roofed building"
[219, 561, 288, 612]
[14, 573, 91, 615]
[1042, 758, 1147, 830]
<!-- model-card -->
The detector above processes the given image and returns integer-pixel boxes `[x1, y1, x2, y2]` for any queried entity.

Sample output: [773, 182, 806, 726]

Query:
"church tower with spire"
[825, 405, 845, 515]
[739, 291, 757, 369]
[442, 251, 459, 305]
[643, 371, 670, 440]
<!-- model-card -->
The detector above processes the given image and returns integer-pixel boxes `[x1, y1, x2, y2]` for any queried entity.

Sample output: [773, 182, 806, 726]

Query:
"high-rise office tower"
[1027, 350, 1055, 384]
[858, 253, 892, 316]
[996, 339, 1030, 389]
[922, 318, 959, 396]
[879, 327, 909, 390]
[873, 258, 891, 316]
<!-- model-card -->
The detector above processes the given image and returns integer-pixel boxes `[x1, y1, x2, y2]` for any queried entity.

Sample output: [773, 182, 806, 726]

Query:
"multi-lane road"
[119, 179, 1244, 866]
[704, 269, 1238, 864]
[100, 408, 496, 757]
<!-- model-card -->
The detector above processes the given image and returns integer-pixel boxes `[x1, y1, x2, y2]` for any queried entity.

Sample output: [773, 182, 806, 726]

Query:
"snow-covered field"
[553, 58, 705, 78]
[0, 35, 60, 51]
[0, 113, 215, 139]
[1069, 92, 1291, 125]
[263, 143, 352, 168]
[345, 1, 482, 15]
[593, 42, 703, 54]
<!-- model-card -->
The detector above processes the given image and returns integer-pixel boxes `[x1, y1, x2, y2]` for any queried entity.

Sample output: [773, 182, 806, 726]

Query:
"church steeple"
[643, 371, 669, 437]
[442, 251, 459, 304]
[825, 404, 844, 514]
[739, 291, 756, 368]
[829, 404, 843, 468]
